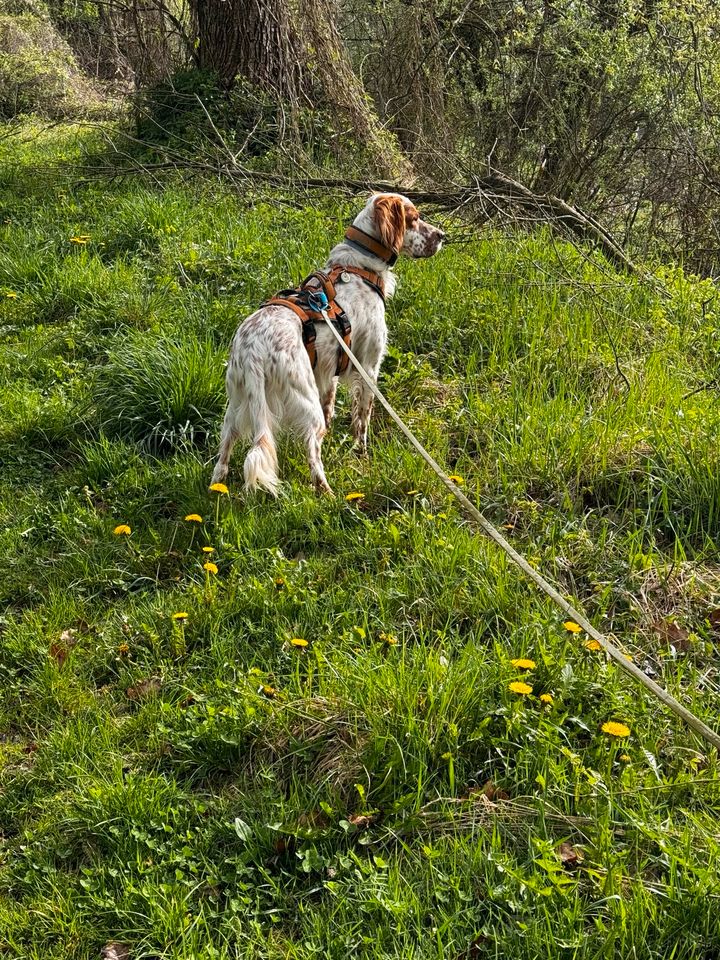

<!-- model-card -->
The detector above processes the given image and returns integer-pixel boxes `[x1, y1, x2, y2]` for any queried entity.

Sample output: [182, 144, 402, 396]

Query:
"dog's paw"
[314, 482, 335, 497]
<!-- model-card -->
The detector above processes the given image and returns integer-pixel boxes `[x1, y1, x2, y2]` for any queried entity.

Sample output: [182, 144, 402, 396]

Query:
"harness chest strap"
[309, 264, 386, 304]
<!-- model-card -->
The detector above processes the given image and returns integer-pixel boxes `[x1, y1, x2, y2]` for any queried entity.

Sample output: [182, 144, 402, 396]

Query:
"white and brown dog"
[211, 192, 444, 495]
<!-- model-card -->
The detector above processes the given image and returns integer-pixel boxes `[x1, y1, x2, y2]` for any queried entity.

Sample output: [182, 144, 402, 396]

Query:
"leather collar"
[344, 225, 398, 266]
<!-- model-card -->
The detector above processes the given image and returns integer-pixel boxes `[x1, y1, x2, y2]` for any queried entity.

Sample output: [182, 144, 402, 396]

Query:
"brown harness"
[262, 226, 396, 376]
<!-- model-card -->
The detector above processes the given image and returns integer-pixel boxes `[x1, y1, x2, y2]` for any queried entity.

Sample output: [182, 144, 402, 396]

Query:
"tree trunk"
[190, 0, 412, 181]
[192, 0, 305, 99]
[298, 0, 413, 182]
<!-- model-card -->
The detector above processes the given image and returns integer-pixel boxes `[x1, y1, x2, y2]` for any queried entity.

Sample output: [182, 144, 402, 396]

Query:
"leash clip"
[307, 290, 329, 312]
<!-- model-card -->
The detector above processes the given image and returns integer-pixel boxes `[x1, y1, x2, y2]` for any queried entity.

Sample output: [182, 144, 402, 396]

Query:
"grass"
[1, 121, 719, 959]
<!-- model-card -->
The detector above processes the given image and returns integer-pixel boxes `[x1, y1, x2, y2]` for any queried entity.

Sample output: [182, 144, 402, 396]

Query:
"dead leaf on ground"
[274, 837, 290, 855]
[708, 609, 720, 633]
[101, 944, 131, 960]
[468, 781, 510, 802]
[126, 677, 161, 700]
[347, 813, 375, 829]
[49, 628, 80, 667]
[651, 620, 691, 650]
[49, 643, 68, 666]
[297, 808, 330, 830]
[557, 841, 584, 867]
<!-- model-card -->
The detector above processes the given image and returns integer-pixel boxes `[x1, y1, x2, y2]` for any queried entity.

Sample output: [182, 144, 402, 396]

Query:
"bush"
[134, 69, 281, 157]
[0, 5, 107, 118]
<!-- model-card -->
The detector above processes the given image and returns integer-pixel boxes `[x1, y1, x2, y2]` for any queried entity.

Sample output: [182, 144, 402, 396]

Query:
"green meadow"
[1, 123, 719, 959]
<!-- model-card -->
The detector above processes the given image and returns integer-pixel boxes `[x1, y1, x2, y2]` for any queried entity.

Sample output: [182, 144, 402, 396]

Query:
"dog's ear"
[373, 194, 406, 252]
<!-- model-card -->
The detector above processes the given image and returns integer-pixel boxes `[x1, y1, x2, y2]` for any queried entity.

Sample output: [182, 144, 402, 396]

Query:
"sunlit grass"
[1, 121, 719, 959]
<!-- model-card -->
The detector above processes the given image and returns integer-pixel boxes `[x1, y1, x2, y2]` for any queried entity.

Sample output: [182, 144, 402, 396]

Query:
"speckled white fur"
[211, 193, 443, 495]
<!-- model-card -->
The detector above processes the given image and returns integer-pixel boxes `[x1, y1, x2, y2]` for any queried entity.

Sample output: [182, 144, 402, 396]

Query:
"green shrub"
[133, 68, 332, 166]
[0, 10, 107, 118]
[134, 69, 280, 157]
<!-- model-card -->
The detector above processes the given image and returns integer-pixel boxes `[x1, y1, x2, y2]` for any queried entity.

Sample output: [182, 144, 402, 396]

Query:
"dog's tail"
[243, 367, 279, 496]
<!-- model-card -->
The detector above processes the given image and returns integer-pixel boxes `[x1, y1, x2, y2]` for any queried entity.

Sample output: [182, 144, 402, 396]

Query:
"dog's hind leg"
[211, 403, 240, 484]
[305, 420, 332, 495]
[294, 398, 331, 494]
[350, 373, 376, 456]
[284, 379, 333, 495]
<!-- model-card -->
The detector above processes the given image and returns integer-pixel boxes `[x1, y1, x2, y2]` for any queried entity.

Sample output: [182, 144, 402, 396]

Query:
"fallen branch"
[62, 121, 640, 276]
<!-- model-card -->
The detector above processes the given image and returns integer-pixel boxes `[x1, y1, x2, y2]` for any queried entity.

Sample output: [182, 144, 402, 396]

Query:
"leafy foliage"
[358, 0, 720, 270]
[134, 69, 284, 157]
[0, 4, 107, 118]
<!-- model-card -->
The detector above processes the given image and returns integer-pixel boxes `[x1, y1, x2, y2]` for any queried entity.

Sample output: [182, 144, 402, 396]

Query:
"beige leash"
[321, 308, 720, 751]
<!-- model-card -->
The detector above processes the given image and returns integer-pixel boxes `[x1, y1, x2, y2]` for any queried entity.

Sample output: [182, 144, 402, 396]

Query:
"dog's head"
[355, 193, 444, 260]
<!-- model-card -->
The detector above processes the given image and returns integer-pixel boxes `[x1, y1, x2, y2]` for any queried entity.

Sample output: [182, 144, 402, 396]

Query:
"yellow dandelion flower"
[5, 291, 18, 299]
[619, 754, 631, 762]
[202, 546, 214, 553]
[172, 612, 189, 620]
[185, 514, 203, 522]
[379, 632, 398, 645]
[113, 524, 131, 536]
[345, 492, 364, 501]
[274, 577, 285, 588]
[585, 639, 602, 651]
[511, 658, 536, 670]
[261, 684, 277, 698]
[508, 681, 533, 695]
[563, 621, 582, 633]
[540, 693, 554, 704]
[601, 721, 631, 738]
[447, 474, 464, 484]
[290, 637, 308, 648]
[209, 482, 229, 494]
[118, 642, 130, 655]
[203, 561, 218, 574]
